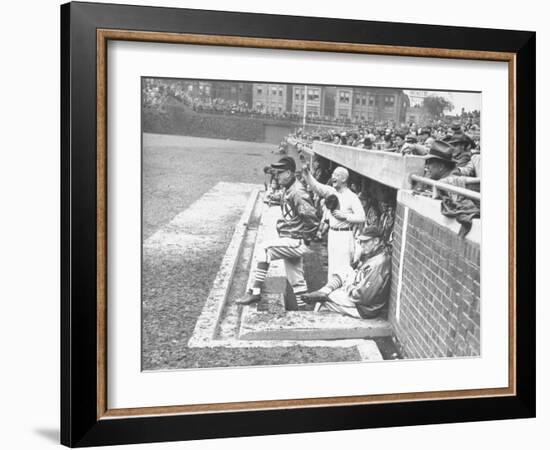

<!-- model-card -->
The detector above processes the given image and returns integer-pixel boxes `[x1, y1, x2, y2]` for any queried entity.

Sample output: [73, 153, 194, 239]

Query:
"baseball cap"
[270, 156, 296, 172]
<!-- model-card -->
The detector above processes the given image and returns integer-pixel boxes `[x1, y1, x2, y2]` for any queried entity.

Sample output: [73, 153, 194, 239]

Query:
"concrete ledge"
[187, 187, 261, 347]
[397, 190, 480, 245]
[239, 306, 393, 340]
[312, 141, 425, 189]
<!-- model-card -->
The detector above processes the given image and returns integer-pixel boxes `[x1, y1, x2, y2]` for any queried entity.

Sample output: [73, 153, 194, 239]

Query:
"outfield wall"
[143, 105, 294, 144]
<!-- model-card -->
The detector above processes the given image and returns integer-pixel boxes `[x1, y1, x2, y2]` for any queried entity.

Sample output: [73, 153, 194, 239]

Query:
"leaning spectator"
[423, 140, 465, 188]
[449, 129, 475, 169]
[401, 135, 429, 156]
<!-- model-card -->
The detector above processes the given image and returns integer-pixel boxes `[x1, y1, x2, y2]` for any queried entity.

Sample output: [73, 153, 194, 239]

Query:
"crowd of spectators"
[144, 80, 479, 131]
[142, 79, 189, 111]
[289, 116, 480, 178]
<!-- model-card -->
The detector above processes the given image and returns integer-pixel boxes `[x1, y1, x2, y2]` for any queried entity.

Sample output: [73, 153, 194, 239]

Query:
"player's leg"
[322, 293, 362, 319]
[236, 238, 305, 305]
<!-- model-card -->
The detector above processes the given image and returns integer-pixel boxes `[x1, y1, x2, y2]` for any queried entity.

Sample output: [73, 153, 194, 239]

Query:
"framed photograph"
[61, 1, 535, 447]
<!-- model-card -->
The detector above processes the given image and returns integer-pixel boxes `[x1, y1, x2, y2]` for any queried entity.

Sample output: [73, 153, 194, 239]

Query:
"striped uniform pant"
[259, 237, 313, 294]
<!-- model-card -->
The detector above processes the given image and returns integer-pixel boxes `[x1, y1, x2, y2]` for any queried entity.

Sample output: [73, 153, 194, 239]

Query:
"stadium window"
[369, 96, 374, 106]
[257, 87, 263, 95]
[339, 91, 350, 103]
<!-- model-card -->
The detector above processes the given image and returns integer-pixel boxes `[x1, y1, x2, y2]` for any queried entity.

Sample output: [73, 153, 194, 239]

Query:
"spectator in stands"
[302, 164, 365, 278]
[401, 135, 429, 156]
[456, 147, 481, 177]
[340, 132, 348, 146]
[300, 226, 391, 319]
[423, 141, 480, 237]
[423, 140, 464, 186]
[361, 137, 374, 150]
[382, 131, 394, 150]
[418, 126, 432, 144]
[415, 140, 472, 203]
[237, 157, 319, 305]
[449, 128, 475, 170]
[393, 131, 406, 152]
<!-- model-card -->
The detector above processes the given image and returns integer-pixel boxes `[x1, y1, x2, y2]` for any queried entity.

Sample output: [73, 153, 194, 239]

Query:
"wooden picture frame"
[61, 1, 535, 447]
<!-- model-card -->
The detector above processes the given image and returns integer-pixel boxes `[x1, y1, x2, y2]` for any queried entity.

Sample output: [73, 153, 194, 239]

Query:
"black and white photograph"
[0, 0, 541, 447]
[141, 78, 481, 370]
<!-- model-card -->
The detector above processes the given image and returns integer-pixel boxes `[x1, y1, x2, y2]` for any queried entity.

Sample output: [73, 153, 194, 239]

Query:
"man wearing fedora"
[237, 156, 319, 305]
[423, 140, 466, 187]
[423, 140, 480, 236]
[300, 226, 391, 319]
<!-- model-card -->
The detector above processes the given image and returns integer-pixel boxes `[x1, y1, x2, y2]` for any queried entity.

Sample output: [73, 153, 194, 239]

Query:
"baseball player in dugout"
[301, 162, 366, 278]
[236, 156, 320, 305]
[301, 225, 392, 319]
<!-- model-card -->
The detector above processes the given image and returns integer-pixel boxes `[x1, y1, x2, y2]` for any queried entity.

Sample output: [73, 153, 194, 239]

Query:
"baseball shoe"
[236, 291, 261, 305]
[300, 290, 329, 305]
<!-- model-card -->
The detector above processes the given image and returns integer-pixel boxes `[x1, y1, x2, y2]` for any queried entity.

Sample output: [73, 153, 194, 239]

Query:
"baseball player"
[236, 156, 320, 305]
[301, 226, 391, 319]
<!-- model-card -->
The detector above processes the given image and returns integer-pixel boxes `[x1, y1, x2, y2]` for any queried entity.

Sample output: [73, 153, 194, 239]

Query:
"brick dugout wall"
[388, 191, 481, 359]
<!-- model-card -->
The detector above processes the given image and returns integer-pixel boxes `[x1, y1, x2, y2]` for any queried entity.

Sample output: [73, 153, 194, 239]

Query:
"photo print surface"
[141, 77, 481, 371]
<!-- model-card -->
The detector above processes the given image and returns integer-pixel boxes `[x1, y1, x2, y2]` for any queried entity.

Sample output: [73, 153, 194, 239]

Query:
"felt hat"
[425, 140, 456, 165]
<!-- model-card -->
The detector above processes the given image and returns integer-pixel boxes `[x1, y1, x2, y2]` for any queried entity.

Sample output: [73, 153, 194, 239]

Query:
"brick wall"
[388, 196, 480, 359]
